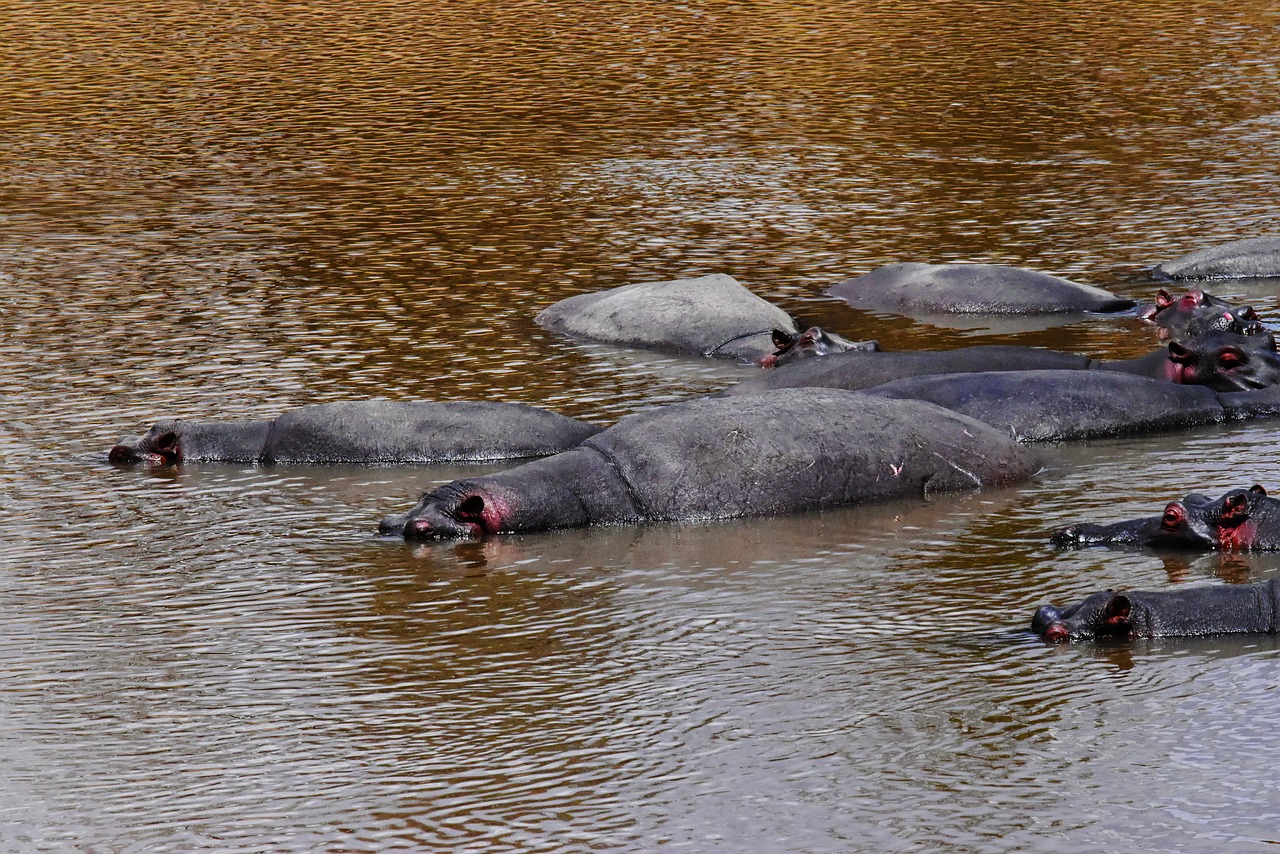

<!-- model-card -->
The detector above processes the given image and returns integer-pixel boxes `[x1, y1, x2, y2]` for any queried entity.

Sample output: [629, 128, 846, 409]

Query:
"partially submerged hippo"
[1137, 288, 1264, 341]
[1050, 485, 1280, 551]
[1155, 236, 1280, 280]
[761, 326, 879, 367]
[535, 273, 799, 361]
[724, 330, 1280, 397]
[1031, 578, 1280, 642]
[826, 262, 1136, 315]
[109, 400, 602, 465]
[379, 389, 1040, 540]
[863, 371, 1280, 442]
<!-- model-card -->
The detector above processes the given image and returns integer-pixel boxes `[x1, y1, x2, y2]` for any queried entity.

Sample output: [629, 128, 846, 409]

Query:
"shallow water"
[4, 1, 1280, 850]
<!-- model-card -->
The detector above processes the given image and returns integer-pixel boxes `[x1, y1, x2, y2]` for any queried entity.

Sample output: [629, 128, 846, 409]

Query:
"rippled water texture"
[4, 1, 1280, 850]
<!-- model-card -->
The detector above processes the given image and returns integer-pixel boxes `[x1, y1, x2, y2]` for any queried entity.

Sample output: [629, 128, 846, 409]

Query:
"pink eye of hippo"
[1218, 348, 1244, 368]
[1161, 503, 1186, 528]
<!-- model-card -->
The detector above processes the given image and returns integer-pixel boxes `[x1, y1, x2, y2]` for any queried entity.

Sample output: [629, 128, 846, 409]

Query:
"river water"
[3, 2, 1280, 851]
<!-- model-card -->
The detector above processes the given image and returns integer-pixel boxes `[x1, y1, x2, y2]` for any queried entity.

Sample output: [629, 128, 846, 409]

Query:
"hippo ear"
[152, 431, 181, 463]
[771, 328, 796, 349]
[455, 494, 489, 532]
[1155, 289, 1173, 309]
[1100, 594, 1132, 636]
[1251, 484, 1268, 497]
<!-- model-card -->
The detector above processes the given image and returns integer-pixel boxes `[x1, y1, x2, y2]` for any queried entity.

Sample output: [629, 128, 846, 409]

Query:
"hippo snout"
[378, 512, 409, 537]
[1048, 526, 1082, 548]
[1031, 605, 1071, 642]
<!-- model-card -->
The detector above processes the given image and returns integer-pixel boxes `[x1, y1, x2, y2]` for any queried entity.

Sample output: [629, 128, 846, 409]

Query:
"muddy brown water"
[4, 2, 1280, 850]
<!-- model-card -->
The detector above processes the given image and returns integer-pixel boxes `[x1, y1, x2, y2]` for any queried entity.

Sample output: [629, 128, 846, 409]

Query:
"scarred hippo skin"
[108, 400, 602, 465]
[534, 273, 799, 361]
[1031, 578, 1280, 642]
[724, 331, 1280, 397]
[1136, 288, 1264, 342]
[863, 371, 1280, 442]
[379, 389, 1041, 540]
[760, 326, 880, 367]
[1155, 236, 1280, 280]
[1050, 485, 1280, 551]
[825, 262, 1136, 315]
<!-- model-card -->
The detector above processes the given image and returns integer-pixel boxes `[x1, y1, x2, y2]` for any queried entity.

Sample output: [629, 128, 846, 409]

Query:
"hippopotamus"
[1050, 485, 1280, 551]
[108, 400, 602, 465]
[379, 389, 1040, 540]
[862, 371, 1280, 442]
[723, 330, 1280, 397]
[825, 262, 1136, 315]
[535, 274, 801, 361]
[1031, 578, 1280, 642]
[1155, 236, 1280, 280]
[1137, 288, 1264, 341]
[761, 326, 880, 367]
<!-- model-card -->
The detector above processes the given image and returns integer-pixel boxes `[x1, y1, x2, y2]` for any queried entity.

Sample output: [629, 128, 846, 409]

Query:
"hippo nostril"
[107, 445, 135, 464]
[406, 517, 436, 539]
[1042, 622, 1069, 642]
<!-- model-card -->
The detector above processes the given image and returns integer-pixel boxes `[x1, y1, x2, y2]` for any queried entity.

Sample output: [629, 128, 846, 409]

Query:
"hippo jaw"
[398, 487, 507, 541]
[1213, 485, 1267, 551]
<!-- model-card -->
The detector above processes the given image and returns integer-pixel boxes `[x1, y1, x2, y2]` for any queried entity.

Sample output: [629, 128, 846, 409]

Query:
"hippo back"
[578, 389, 1039, 520]
[1155, 236, 1280, 280]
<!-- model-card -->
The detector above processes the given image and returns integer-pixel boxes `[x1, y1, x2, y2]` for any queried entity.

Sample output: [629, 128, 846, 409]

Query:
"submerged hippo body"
[724, 331, 1280, 397]
[1155, 236, 1280, 280]
[535, 274, 799, 361]
[109, 401, 602, 465]
[826, 262, 1136, 315]
[1032, 578, 1280, 642]
[381, 390, 1040, 540]
[1050, 485, 1280, 551]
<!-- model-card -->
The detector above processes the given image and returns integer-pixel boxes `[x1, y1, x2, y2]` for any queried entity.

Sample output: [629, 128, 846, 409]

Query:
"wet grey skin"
[1031, 578, 1280, 642]
[108, 400, 602, 465]
[1050, 485, 1280, 552]
[1136, 287, 1265, 342]
[760, 326, 880, 367]
[1155, 236, 1280, 280]
[534, 273, 801, 361]
[380, 389, 1040, 541]
[826, 261, 1136, 315]
[724, 330, 1280, 397]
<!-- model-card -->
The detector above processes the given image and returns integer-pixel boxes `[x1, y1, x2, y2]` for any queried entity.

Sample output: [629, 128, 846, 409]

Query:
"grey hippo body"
[1032, 578, 1280, 642]
[1155, 236, 1280, 280]
[826, 262, 1136, 315]
[535, 273, 801, 361]
[109, 400, 602, 465]
[1050, 485, 1280, 551]
[380, 389, 1040, 540]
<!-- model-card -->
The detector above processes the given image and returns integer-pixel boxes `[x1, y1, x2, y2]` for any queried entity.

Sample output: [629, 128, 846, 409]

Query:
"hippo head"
[1032, 591, 1135, 642]
[107, 422, 182, 466]
[1049, 491, 1218, 550]
[381, 483, 508, 540]
[761, 326, 879, 367]
[1208, 484, 1269, 551]
[1143, 288, 1263, 342]
[1165, 329, 1280, 391]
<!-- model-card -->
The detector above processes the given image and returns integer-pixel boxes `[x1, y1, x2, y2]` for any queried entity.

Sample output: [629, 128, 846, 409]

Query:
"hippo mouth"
[401, 493, 500, 540]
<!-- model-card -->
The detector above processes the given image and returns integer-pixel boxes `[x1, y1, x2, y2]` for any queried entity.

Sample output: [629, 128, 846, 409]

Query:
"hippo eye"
[1162, 503, 1186, 527]
[1218, 348, 1244, 368]
[1240, 307, 1259, 321]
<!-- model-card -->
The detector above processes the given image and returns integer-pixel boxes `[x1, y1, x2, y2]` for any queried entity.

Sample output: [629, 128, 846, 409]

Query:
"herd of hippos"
[110, 236, 1280, 645]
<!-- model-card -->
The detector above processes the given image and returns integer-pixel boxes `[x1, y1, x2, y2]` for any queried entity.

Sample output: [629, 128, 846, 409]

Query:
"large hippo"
[825, 262, 1136, 315]
[723, 330, 1280, 397]
[1155, 236, 1280, 280]
[535, 274, 800, 361]
[379, 389, 1040, 540]
[1031, 578, 1280, 642]
[761, 326, 880, 367]
[1050, 485, 1280, 551]
[862, 371, 1280, 443]
[1137, 288, 1264, 341]
[108, 400, 602, 465]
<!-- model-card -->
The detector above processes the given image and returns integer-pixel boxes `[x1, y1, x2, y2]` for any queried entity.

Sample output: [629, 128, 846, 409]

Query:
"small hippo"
[109, 400, 602, 465]
[1050, 485, 1280, 551]
[1155, 236, 1280, 280]
[826, 262, 1136, 315]
[379, 389, 1040, 540]
[1137, 288, 1264, 341]
[760, 326, 880, 367]
[535, 273, 800, 361]
[1031, 578, 1280, 642]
